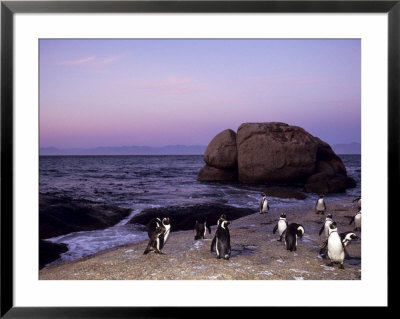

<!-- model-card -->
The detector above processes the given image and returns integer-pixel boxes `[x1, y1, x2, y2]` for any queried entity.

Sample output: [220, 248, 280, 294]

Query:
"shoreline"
[39, 198, 361, 280]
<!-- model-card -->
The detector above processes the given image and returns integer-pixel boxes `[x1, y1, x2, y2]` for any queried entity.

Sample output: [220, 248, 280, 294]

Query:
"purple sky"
[39, 39, 360, 148]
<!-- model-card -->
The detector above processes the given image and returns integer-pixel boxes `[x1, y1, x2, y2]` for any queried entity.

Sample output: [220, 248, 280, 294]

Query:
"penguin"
[194, 217, 211, 240]
[146, 217, 171, 250]
[143, 225, 166, 255]
[318, 214, 334, 238]
[353, 197, 361, 210]
[272, 213, 288, 241]
[349, 210, 361, 231]
[315, 195, 326, 215]
[284, 223, 305, 252]
[211, 214, 227, 252]
[211, 215, 231, 260]
[325, 221, 346, 269]
[319, 230, 359, 259]
[259, 193, 270, 214]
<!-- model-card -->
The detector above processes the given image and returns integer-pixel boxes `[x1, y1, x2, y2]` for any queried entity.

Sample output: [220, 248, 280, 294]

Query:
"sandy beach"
[39, 198, 361, 280]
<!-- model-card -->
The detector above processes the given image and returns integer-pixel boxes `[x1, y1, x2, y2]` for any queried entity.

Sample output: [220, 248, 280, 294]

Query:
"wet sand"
[39, 198, 361, 280]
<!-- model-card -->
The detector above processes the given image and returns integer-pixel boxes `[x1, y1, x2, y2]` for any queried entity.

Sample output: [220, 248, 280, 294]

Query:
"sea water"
[40, 155, 360, 264]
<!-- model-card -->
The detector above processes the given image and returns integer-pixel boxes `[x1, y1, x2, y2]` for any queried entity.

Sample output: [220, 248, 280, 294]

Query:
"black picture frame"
[1, 0, 396, 317]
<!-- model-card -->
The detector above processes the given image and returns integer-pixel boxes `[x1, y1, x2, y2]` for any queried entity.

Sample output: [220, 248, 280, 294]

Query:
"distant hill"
[39, 145, 207, 156]
[331, 142, 361, 155]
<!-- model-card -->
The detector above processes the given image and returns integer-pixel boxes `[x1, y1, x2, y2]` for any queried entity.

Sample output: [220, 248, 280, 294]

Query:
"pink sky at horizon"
[40, 39, 361, 149]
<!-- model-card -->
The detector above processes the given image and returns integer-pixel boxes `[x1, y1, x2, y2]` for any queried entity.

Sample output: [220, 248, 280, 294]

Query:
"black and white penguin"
[259, 193, 270, 214]
[194, 217, 211, 240]
[340, 231, 360, 258]
[146, 217, 171, 250]
[349, 210, 361, 231]
[353, 197, 361, 210]
[272, 213, 288, 241]
[319, 214, 334, 238]
[315, 195, 326, 215]
[210, 214, 226, 252]
[210, 215, 231, 260]
[319, 230, 359, 259]
[284, 223, 305, 252]
[143, 225, 166, 255]
[326, 221, 346, 269]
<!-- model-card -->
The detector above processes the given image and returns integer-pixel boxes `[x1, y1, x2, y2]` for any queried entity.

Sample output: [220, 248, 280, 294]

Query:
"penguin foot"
[339, 264, 344, 270]
[327, 262, 334, 267]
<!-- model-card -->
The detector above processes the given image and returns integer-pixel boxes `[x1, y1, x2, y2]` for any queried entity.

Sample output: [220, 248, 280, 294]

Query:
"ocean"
[40, 154, 361, 264]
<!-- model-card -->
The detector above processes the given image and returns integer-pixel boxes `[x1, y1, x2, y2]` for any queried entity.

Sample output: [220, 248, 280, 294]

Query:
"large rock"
[203, 129, 237, 169]
[197, 164, 237, 182]
[197, 122, 355, 193]
[304, 172, 356, 193]
[39, 193, 131, 239]
[262, 186, 307, 200]
[236, 122, 318, 183]
[128, 203, 254, 231]
[314, 138, 347, 175]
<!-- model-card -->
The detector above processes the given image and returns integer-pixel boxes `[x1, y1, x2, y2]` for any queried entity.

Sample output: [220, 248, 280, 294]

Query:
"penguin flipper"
[319, 225, 325, 236]
[349, 216, 355, 225]
[210, 236, 216, 252]
[272, 224, 278, 234]
[207, 225, 211, 234]
[259, 201, 263, 213]
[267, 203, 270, 211]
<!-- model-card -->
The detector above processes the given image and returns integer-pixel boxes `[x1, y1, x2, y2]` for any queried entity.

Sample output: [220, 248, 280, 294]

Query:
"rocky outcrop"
[262, 187, 307, 200]
[197, 122, 355, 194]
[39, 240, 68, 269]
[237, 123, 319, 183]
[203, 129, 237, 169]
[197, 165, 237, 182]
[128, 203, 254, 231]
[304, 172, 356, 193]
[39, 193, 132, 239]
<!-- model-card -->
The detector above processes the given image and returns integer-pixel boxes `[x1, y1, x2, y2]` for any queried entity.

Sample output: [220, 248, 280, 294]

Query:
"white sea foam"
[47, 224, 148, 264]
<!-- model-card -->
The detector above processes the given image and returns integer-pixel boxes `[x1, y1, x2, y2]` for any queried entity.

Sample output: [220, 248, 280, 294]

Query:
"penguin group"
[316, 196, 361, 269]
[141, 193, 361, 271]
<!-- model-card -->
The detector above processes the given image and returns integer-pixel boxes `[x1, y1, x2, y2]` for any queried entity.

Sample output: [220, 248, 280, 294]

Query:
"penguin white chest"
[316, 199, 325, 211]
[278, 220, 287, 235]
[328, 233, 344, 262]
[355, 214, 361, 228]
[262, 199, 268, 212]
[163, 224, 171, 243]
[203, 223, 207, 237]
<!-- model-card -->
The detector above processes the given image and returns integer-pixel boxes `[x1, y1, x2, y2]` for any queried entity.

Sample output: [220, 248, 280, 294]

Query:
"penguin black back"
[214, 219, 231, 260]
[284, 223, 305, 252]
[146, 217, 162, 239]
